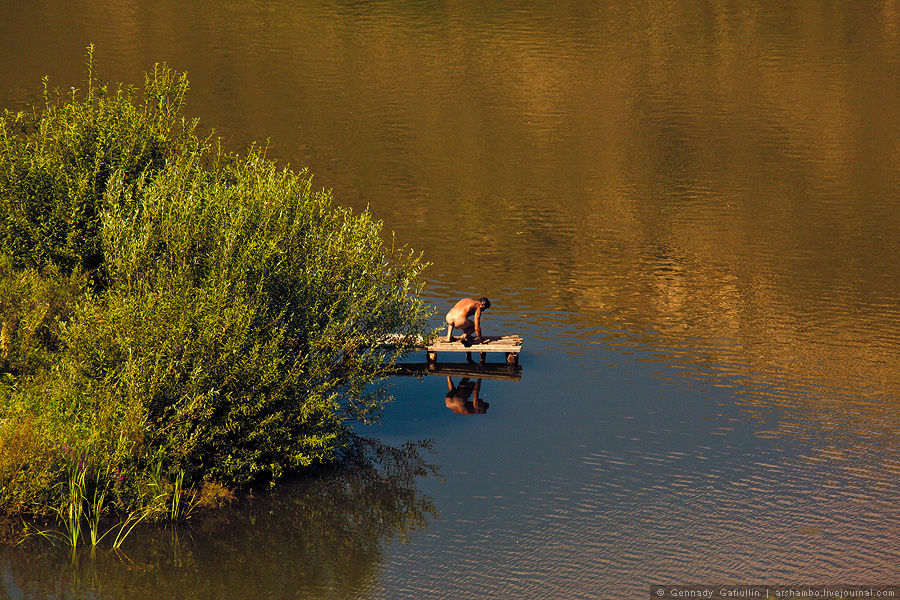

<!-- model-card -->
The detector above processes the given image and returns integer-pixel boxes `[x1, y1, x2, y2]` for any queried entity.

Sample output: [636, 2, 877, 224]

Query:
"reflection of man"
[445, 297, 490, 345]
[445, 377, 488, 415]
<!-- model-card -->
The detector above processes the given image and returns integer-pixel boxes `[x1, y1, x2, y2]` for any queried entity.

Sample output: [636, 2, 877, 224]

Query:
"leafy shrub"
[0, 51, 431, 532]
[0, 54, 198, 281]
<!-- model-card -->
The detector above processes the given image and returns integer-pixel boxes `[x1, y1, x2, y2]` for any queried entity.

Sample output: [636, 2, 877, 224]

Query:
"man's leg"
[460, 320, 475, 346]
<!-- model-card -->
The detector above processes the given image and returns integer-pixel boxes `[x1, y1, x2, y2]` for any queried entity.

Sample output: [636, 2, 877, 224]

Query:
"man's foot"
[460, 336, 473, 347]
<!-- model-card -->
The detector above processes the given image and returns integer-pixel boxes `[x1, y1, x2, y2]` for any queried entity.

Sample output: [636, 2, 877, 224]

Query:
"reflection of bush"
[1, 435, 438, 600]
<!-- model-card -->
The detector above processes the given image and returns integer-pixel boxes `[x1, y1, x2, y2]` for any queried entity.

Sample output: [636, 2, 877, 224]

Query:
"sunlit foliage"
[0, 51, 431, 538]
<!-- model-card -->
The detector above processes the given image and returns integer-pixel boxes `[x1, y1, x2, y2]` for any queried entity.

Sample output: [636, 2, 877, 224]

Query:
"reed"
[61, 464, 84, 549]
[111, 507, 152, 550]
[31, 461, 184, 552]
[85, 470, 110, 547]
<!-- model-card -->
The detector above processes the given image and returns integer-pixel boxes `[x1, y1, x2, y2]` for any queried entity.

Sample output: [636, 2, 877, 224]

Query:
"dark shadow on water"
[392, 361, 522, 381]
[0, 435, 438, 600]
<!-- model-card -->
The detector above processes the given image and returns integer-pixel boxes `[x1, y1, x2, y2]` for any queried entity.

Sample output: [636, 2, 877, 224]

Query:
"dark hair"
[477, 296, 491, 309]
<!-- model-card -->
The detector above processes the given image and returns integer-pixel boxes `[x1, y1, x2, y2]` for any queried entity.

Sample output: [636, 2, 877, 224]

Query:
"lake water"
[1, 1, 899, 598]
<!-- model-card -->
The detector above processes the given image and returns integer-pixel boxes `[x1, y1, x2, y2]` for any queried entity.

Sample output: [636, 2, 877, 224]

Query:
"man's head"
[477, 296, 491, 310]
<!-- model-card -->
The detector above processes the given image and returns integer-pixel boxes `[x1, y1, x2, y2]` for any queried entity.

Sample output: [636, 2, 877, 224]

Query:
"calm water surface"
[1, 1, 898, 598]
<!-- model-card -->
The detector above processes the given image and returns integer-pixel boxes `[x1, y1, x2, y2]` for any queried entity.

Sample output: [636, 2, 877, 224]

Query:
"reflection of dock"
[392, 362, 522, 381]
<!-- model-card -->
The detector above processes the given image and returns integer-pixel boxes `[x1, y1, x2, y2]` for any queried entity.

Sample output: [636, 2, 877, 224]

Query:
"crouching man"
[445, 296, 490, 346]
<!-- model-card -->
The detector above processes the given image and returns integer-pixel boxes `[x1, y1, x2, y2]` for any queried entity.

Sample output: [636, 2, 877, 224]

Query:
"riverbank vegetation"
[0, 51, 431, 545]
[6, 435, 436, 596]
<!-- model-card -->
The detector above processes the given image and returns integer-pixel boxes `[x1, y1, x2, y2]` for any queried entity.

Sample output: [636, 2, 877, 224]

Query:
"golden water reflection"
[1, 2, 896, 404]
[0, 0, 898, 596]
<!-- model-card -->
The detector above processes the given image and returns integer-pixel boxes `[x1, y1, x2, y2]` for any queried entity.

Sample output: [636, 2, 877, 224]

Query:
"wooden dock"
[426, 335, 523, 367]
[377, 333, 524, 368]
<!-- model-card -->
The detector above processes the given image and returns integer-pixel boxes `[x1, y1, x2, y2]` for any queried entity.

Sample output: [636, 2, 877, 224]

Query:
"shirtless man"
[445, 296, 491, 345]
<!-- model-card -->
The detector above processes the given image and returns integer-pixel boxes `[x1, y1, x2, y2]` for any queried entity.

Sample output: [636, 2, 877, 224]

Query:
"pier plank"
[378, 333, 524, 367]
[425, 335, 523, 367]
[426, 335, 523, 353]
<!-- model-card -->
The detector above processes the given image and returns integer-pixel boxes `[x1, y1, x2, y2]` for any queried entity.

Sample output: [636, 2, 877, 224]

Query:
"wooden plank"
[426, 335, 523, 354]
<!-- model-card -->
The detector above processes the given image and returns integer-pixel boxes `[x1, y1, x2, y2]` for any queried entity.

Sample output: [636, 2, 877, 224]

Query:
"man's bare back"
[445, 297, 490, 344]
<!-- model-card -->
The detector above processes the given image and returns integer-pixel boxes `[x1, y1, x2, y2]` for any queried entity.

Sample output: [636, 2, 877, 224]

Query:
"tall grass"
[0, 49, 432, 545]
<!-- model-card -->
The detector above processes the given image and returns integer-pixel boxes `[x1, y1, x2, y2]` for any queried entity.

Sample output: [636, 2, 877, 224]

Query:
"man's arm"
[473, 306, 483, 341]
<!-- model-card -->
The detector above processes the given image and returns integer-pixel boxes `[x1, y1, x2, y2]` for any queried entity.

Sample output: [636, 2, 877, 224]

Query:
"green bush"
[0, 52, 431, 535]
[0, 56, 198, 280]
